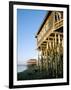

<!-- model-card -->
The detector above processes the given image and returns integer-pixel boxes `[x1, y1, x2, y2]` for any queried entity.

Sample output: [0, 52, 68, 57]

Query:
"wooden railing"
[54, 19, 63, 30]
[37, 28, 53, 48]
[37, 19, 63, 48]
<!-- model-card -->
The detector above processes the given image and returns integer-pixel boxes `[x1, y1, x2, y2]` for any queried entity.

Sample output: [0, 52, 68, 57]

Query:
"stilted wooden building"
[35, 11, 63, 78]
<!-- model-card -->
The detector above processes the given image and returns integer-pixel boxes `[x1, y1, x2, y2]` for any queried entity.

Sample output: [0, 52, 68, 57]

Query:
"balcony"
[54, 19, 63, 30]
[37, 19, 63, 48]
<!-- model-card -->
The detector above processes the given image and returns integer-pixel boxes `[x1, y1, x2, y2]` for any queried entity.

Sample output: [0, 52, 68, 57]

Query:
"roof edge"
[35, 11, 52, 37]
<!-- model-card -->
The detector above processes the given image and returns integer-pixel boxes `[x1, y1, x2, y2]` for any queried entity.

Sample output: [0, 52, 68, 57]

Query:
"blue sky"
[17, 9, 47, 65]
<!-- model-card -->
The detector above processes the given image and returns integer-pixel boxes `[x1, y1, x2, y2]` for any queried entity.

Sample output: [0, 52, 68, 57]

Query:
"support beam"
[58, 34, 60, 44]
[55, 33, 56, 44]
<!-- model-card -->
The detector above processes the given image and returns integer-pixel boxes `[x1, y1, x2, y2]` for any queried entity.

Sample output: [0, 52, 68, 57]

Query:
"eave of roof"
[35, 11, 52, 38]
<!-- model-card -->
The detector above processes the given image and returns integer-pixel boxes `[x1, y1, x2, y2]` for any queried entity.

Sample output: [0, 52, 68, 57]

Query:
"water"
[17, 65, 27, 73]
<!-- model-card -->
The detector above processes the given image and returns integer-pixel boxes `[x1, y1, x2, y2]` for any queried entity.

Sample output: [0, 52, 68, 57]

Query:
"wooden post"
[46, 41, 48, 56]
[54, 33, 57, 77]
[56, 12, 59, 21]
[62, 38, 64, 47]
[38, 49, 41, 71]
[53, 38, 54, 48]
[49, 41, 51, 49]
[58, 34, 60, 44]
[41, 46, 43, 71]
[55, 33, 56, 47]
[46, 41, 48, 71]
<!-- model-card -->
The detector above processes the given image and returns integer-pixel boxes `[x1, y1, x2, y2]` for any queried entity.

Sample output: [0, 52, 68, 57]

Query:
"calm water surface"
[17, 65, 27, 73]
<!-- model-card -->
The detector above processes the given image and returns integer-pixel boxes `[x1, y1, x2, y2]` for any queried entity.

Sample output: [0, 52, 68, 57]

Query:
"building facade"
[36, 11, 63, 78]
[27, 59, 37, 65]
